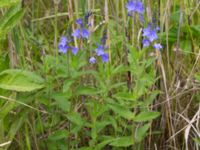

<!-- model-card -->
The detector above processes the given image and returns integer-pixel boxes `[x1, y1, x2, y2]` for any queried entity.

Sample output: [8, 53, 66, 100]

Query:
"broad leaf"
[52, 92, 71, 112]
[48, 130, 69, 141]
[75, 86, 99, 96]
[113, 92, 136, 101]
[109, 136, 134, 147]
[0, 69, 44, 92]
[135, 123, 151, 142]
[0, 4, 24, 38]
[134, 111, 160, 122]
[108, 103, 134, 120]
[67, 112, 84, 125]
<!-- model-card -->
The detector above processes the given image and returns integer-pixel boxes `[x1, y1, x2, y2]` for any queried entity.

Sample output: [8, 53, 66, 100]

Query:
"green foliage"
[0, 69, 44, 92]
[0, 2, 24, 38]
[0, 0, 199, 150]
[109, 136, 134, 147]
[0, 0, 20, 8]
[135, 123, 151, 142]
[133, 111, 160, 122]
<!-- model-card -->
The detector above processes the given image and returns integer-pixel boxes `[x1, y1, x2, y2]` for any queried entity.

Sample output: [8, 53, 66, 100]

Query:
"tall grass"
[0, 0, 199, 150]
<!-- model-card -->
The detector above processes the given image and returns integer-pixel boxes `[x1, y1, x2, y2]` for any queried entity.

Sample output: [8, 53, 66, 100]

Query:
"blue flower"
[89, 57, 96, 64]
[126, 1, 136, 13]
[91, 44, 109, 63]
[58, 45, 69, 54]
[76, 19, 83, 26]
[59, 36, 67, 43]
[72, 18, 90, 39]
[153, 43, 163, 50]
[142, 39, 150, 47]
[81, 28, 89, 39]
[126, 0, 144, 14]
[58, 36, 79, 55]
[101, 53, 109, 62]
[148, 31, 158, 42]
[134, 0, 144, 14]
[71, 47, 79, 55]
[143, 25, 158, 42]
[156, 26, 160, 31]
[58, 36, 69, 53]
[95, 45, 105, 56]
[72, 29, 81, 38]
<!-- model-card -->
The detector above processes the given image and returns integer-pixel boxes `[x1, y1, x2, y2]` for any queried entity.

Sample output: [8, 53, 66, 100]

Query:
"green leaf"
[7, 111, 27, 140]
[0, 4, 24, 38]
[109, 136, 134, 147]
[52, 92, 71, 112]
[191, 25, 200, 34]
[48, 130, 69, 141]
[113, 92, 136, 101]
[63, 79, 74, 93]
[180, 40, 192, 53]
[134, 111, 160, 122]
[96, 135, 115, 149]
[2, 9, 24, 30]
[170, 10, 181, 22]
[0, 0, 20, 8]
[0, 4, 21, 28]
[0, 100, 15, 120]
[86, 100, 107, 120]
[0, 69, 44, 92]
[75, 86, 99, 96]
[108, 103, 135, 120]
[135, 123, 151, 142]
[67, 112, 84, 125]
[67, 112, 85, 134]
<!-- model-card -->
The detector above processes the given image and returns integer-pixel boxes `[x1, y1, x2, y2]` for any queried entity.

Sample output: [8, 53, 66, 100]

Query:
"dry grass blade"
[0, 141, 11, 148]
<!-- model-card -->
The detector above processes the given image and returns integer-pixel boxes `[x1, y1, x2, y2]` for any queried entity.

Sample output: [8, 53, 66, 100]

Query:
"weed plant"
[0, 0, 199, 150]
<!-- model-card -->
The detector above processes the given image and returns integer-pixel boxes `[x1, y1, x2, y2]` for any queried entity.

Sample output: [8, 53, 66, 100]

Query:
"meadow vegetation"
[0, 0, 200, 149]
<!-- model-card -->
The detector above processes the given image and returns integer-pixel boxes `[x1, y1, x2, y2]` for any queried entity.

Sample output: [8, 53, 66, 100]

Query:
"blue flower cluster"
[142, 24, 162, 50]
[126, 0, 163, 50]
[58, 36, 79, 55]
[58, 17, 109, 64]
[89, 45, 109, 64]
[58, 18, 90, 55]
[72, 19, 89, 39]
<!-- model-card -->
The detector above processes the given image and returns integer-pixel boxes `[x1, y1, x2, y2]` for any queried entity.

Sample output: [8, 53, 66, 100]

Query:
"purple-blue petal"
[76, 18, 83, 26]
[89, 57, 96, 64]
[142, 39, 150, 47]
[72, 28, 81, 38]
[60, 36, 67, 43]
[156, 26, 160, 31]
[59, 36, 68, 46]
[142, 25, 158, 42]
[95, 45, 105, 56]
[71, 47, 79, 55]
[126, 1, 136, 13]
[148, 31, 158, 42]
[135, 1, 144, 14]
[101, 53, 109, 62]
[58, 45, 68, 54]
[81, 28, 89, 39]
[153, 43, 163, 50]
[126, 0, 144, 14]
